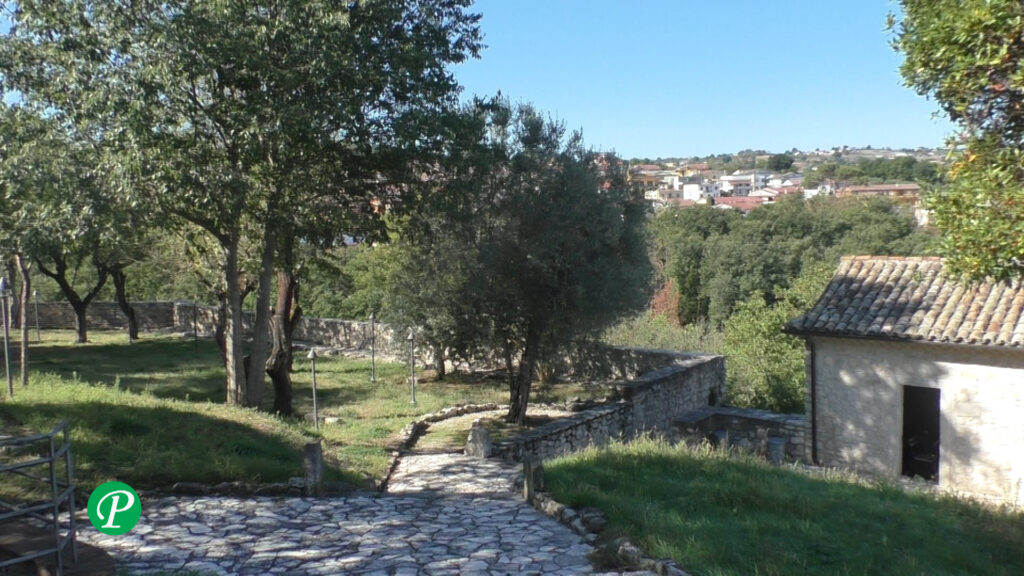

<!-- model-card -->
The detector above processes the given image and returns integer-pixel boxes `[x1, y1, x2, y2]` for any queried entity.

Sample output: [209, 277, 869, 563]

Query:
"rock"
[579, 507, 607, 533]
[465, 420, 492, 459]
[171, 482, 210, 495]
[617, 539, 642, 565]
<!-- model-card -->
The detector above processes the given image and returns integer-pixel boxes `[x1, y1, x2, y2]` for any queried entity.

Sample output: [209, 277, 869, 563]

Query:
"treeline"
[626, 195, 939, 412]
[804, 156, 943, 186]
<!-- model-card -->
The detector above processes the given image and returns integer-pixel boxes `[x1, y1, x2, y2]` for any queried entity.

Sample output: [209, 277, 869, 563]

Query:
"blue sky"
[453, 0, 954, 159]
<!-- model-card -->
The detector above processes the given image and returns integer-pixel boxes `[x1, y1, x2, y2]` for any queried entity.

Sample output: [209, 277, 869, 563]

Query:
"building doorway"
[902, 386, 940, 481]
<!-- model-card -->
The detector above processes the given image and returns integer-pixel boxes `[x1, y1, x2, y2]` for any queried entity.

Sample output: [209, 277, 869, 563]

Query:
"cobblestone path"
[78, 452, 642, 575]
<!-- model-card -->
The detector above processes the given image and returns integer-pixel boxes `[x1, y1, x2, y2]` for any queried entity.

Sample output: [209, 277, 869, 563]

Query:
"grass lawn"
[0, 330, 589, 493]
[546, 437, 1024, 576]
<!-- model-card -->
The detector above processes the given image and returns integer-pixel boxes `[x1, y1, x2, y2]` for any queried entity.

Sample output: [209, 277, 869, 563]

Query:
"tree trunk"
[35, 253, 109, 344]
[16, 255, 30, 388]
[111, 266, 139, 341]
[266, 270, 300, 416]
[223, 238, 247, 405]
[5, 259, 18, 330]
[504, 339, 518, 415]
[214, 294, 228, 364]
[433, 345, 446, 381]
[244, 225, 277, 409]
[507, 318, 544, 425]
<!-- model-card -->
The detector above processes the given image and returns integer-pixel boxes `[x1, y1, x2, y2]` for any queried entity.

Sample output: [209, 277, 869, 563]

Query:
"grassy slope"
[2, 331, 590, 490]
[546, 438, 1024, 576]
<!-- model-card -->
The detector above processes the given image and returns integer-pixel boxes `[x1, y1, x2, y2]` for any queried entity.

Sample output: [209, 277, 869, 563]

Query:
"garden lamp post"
[369, 312, 377, 384]
[407, 329, 416, 406]
[307, 349, 321, 433]
[32, 289, 40, 342]
[0, 278, 12, 398]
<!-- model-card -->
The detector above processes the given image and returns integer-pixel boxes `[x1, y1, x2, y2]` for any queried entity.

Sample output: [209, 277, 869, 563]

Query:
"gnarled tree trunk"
[433, 345, 446, 381]
[507, 317, 545, 424]
[110, 265, 138, 341]
[243, 224, 277, 409]
[36, 253, 109, 344]
[266, 270, 300, 416]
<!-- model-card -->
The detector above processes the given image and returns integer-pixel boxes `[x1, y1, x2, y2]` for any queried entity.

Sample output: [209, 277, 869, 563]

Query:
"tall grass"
[601, 313, 723, 353]
[546, 437, 1024, 576]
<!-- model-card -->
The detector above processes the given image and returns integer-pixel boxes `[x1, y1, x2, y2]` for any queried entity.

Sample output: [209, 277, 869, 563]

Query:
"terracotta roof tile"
[787, 256, 1024, 348]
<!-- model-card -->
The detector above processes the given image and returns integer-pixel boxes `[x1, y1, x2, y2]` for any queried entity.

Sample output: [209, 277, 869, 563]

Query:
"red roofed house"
[787, 256, 1024, 503]
[836, 183, 921, 204]
[712, 196, 767, 212]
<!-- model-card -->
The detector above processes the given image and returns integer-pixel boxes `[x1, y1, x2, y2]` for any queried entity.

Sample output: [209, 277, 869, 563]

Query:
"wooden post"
[522, 457, 544, 503]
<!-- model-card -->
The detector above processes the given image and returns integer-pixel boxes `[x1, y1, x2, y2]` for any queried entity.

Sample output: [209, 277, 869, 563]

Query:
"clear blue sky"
[453, 0, 954, 159]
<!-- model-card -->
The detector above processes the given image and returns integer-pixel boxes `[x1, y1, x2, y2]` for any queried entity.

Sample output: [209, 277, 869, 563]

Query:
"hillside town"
[626, 147, 939, 226]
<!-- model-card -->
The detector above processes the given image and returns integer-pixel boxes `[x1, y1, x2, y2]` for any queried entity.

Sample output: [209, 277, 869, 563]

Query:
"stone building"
[786, 256, 1024, 504]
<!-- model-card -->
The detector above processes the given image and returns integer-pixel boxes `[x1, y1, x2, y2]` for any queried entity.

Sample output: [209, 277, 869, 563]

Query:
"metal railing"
[0, 420, 78, 575]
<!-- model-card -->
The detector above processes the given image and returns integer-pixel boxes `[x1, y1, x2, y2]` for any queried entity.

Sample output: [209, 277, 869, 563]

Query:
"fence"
[0, 420, 78, 575]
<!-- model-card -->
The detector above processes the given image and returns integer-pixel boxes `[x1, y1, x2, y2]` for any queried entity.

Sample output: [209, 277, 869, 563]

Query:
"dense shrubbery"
[637, 195, 938, 412]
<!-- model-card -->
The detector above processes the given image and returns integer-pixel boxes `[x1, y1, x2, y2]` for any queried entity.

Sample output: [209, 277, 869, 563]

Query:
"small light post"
[32, 289, 40, 343]
[192, 293, 199, 352]
[0, 278, 12, 398]
[369, 312, 377, 384]
[407, 329, 416, 406]
[307, 349, 320, 433]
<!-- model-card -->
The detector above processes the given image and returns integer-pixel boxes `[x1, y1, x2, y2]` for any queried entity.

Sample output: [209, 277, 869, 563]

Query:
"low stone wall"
[33, 301, 177, 331]
[675, 406, 807, 462]
[557, 343, 709, 381]
[492, 354, 726, 463]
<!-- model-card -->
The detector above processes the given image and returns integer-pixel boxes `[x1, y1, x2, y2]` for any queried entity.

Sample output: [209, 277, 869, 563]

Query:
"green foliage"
[924, 141, 1024, 280]
[893, 0, 1024, 280]
[722, 263, 832, 413]
[652, 195, 934, 326]
[601, 314, 723, 354]
[384, 101, 651, 375]
[546, 437, 1024, 576]
[766, 153, 795, 172]
[2, 0, 485, 401]
[804, 157, 943, 187]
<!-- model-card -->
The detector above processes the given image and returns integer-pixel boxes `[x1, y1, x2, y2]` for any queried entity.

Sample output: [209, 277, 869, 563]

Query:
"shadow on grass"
[547, 446, 1024, 576]
[30, 338, 225, 403]
[0, 400, 371, 492]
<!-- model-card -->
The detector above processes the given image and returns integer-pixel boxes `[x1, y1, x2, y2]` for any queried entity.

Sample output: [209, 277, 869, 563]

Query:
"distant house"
[711, 196, 767, 212]
[720, 170, 771, 195]
[786, 256, 1024, 504]
[680, 162, 711, 177]
[768, 173, 804, 188]
[836, 183, 921, 204]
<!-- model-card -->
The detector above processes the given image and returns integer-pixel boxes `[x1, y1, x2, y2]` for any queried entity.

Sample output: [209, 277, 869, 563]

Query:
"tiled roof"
[786, 256, 1024, 348]
[713, 196, 767, 211]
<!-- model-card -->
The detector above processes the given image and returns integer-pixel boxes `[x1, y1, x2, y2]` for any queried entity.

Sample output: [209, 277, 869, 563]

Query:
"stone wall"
[492, 354, 726, 463]
[33, 301, 177, 331]
[675, 406, 807, 462]
[809, 335, 1024, 505]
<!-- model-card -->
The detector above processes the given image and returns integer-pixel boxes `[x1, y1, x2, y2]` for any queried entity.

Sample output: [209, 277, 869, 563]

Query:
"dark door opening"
[902, 385, 940, 482]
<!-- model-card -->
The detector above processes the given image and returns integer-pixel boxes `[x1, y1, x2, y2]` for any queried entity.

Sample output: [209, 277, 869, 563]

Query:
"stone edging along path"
[391, 401, 694, 576]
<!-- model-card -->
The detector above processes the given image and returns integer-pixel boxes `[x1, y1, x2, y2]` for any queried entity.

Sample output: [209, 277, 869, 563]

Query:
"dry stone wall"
[492, 354, 727, 463]
[676, 406, 807, 462]
[34, 301, 177, 331]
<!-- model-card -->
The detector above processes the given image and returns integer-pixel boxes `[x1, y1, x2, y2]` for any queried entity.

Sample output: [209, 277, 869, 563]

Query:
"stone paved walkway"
[78, 453, 648, 575]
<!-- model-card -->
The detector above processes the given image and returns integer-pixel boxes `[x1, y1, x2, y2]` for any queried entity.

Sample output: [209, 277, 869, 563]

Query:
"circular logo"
[87, 481, 141, 535]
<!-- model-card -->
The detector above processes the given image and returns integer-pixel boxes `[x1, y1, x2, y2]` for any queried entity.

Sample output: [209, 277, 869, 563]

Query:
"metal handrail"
[0, 419, 78, 575]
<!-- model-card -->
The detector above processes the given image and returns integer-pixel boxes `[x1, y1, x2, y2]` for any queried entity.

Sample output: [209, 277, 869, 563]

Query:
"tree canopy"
[1, 0, 482, 408]
[892, 0, 1024, 280]
[382, 101, 651, 423]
